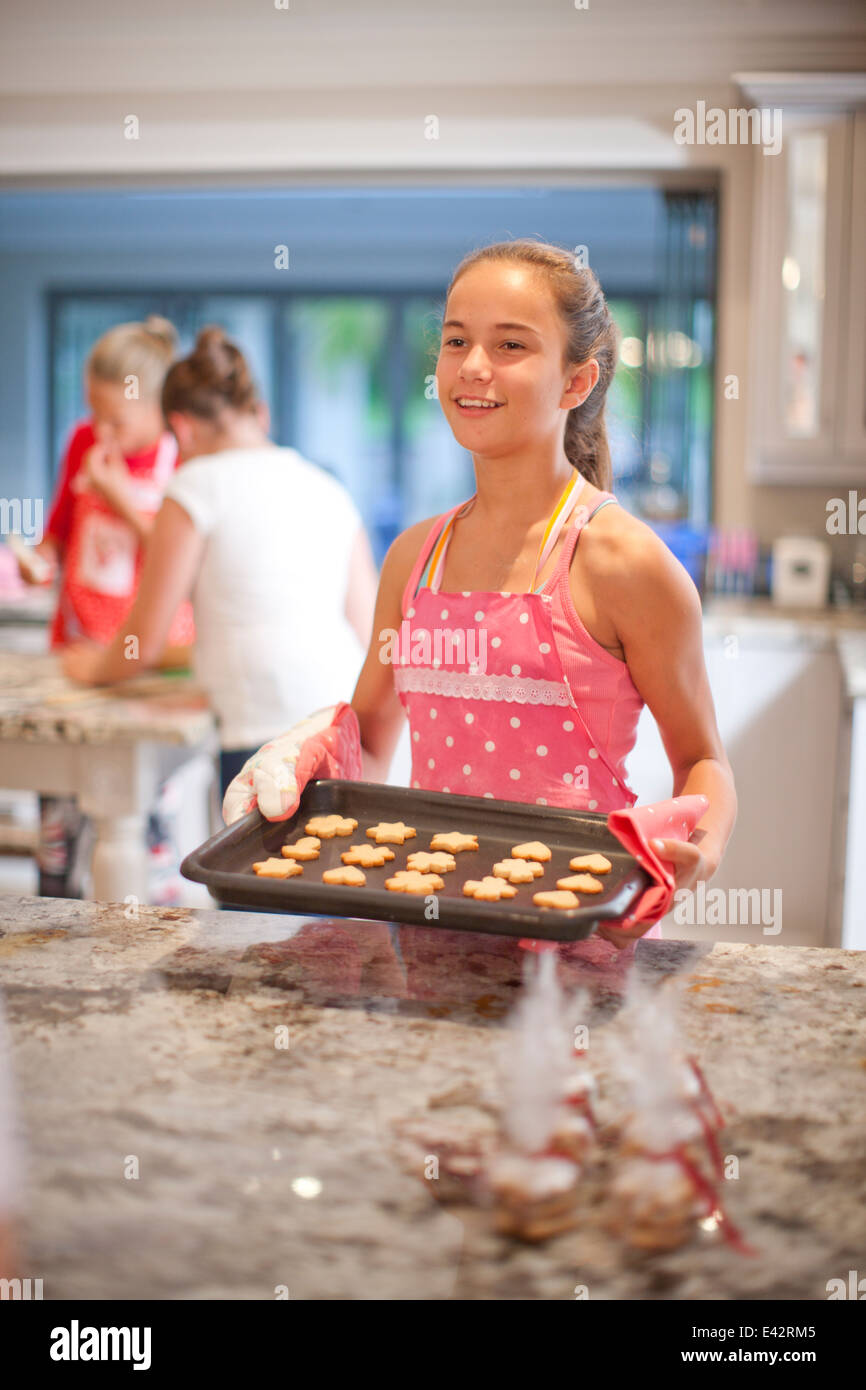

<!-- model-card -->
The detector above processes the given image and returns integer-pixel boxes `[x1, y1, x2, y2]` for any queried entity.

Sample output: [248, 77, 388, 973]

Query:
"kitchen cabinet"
[743, 79, 866, 485]
[625, 612, 852, 947]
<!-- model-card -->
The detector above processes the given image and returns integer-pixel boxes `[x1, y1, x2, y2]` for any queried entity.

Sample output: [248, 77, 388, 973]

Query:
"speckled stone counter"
[1, 896, 864, 1300]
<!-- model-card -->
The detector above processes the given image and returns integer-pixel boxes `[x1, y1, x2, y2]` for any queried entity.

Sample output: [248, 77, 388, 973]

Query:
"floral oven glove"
[222, 703, 363, 825]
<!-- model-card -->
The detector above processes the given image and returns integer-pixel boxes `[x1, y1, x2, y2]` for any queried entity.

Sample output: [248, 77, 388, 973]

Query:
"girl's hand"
[596, 836, 717, 950]
[650, 835, 716, 894]
[62, 641, 106, 685]
[73, 441, 132, 511]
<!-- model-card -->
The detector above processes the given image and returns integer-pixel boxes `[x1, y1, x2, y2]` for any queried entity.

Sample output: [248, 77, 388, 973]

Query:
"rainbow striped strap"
[530, 471, 587, 590]
[428, 497, 476, 592]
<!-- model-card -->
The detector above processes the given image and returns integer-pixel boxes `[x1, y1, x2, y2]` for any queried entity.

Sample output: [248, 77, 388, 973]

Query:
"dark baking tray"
[181, 780, 652, 942]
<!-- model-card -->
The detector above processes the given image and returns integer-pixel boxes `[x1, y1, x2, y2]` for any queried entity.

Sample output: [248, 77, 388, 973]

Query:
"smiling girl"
[140, 242, 739, 947]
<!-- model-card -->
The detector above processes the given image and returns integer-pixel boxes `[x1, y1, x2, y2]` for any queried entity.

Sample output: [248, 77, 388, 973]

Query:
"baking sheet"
[181, 779, 653, 942]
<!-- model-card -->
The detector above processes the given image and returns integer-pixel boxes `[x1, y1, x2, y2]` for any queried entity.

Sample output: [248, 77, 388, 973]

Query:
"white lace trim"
[394, 665, 575, 707]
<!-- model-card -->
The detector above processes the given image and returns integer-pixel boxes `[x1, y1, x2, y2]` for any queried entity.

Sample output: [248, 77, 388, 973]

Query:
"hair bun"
[162, 324, 259, 420]
[143, 315, 178, 351]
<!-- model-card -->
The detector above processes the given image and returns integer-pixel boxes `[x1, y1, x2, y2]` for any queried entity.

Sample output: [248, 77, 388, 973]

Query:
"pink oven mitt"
[606, 793, 710, 929]
[223, 702, 363, 825]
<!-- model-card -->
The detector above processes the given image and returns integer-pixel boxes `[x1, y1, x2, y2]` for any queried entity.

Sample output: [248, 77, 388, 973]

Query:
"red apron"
[52, 433, 195, 650]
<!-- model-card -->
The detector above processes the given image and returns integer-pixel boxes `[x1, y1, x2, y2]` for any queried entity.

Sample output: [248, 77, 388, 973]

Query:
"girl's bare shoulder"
[377, 513, 445, 602]
[576, 498, 701, 610]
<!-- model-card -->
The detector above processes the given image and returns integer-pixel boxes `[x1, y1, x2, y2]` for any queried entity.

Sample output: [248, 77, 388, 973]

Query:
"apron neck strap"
[529, 471, 586, 591]
[429, 471, 586, 594]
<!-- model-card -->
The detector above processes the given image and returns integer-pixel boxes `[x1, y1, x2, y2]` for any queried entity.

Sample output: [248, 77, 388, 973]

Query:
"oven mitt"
[605, 793, 710, 929]
[222, 702, 363, 825]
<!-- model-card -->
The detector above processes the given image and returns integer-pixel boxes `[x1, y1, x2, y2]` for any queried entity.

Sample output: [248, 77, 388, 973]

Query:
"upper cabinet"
[740, 75, 866, 484]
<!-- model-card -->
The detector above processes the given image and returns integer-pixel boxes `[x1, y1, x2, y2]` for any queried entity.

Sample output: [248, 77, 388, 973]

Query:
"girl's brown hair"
[161, 325, 259, 421]
[86, 315, 177, 400]
[445, 239, 620, 491]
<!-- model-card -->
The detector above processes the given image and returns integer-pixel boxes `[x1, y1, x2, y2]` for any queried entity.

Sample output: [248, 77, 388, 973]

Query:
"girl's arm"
[62, 499, 204, 685]
[577, 515, 737, 890]
[349, 518, 434, 782]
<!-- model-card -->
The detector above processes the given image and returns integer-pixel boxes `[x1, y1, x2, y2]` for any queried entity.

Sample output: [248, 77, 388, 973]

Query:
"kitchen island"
[0, 651, 217, 903]
[1, 895, 864, 1300]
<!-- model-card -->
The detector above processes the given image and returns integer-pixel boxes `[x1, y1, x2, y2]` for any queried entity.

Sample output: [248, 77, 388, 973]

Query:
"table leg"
[89, 813, 148, 905]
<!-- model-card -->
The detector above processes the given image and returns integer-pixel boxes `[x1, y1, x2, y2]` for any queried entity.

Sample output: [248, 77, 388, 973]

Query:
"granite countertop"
[1, 895, 864, 1301]
[0, 651, 215, 745]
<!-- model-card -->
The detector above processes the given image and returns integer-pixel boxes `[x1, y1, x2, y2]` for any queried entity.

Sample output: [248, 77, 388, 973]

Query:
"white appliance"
[771, 536, 831, 609]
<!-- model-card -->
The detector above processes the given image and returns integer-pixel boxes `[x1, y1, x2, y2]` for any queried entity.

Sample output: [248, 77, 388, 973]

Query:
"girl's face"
[86, 377, 165, 457]
[436, 261, 597, 462]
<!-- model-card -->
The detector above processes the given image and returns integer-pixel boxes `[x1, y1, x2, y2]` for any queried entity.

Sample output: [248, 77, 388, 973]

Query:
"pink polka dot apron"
[55, 432, 195, 648]
[394, 472, 661, 956]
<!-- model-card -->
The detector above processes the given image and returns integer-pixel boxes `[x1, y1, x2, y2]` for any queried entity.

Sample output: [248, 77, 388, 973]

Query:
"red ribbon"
[642, 1143, 757, 1256]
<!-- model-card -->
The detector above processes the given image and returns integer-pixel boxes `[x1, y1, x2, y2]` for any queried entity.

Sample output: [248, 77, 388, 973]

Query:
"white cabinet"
[744, 82, 866, 484]
[625, 629, 843, 946]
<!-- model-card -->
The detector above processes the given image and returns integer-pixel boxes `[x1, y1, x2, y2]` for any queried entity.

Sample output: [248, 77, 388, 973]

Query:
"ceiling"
[1, 0, 864, 95]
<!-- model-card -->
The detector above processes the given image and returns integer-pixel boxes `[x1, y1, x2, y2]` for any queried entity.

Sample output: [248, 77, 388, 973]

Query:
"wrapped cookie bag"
[486, 952, 599, 1240]
[604, 978, 754, 1254]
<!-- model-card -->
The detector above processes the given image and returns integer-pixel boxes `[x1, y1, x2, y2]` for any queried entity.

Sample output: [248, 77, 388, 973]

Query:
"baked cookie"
[533, 889, 580, 910]
[429, 831, 478, 854]
[492, 857, 544, 884]
[322, 865, 366, 887]
[340, 843, 396, 868]
[281, 836, 321, 861]
[385, 869, 444, 894]
[406, 850, 457, 874]
[253, 857, 303, 879]
[366, 821, 417, 845]
[305, 814, 358, 838]
[511, 841, 552, 862]
[569, 852, 612, 874]
[556, 873, 604, 894]
[463, 876, 517, 902]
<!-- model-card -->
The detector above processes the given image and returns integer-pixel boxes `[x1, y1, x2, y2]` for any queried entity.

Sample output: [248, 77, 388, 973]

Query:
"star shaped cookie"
[385, 869, 444, 894]
[569, 853, 612, 874]
[322, 865, 367, 886]
[281, 836, 321, 861]
[556, 874, 604, 894]
[253, 857, 303, 879]
[492, 857, 544, 884]
[305, 814, 358, 838]
[406, 850, 457, 874]
[533, 889, 580, 910]
[429, 831, 478, 854]
[463, 876, 518, 901]
[511, 840, 552, 862]
[340, 843, 396, 868]
[366, 821, 417, 845]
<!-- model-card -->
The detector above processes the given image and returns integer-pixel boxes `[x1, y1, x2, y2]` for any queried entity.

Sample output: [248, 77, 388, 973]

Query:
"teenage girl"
[222, 239, 736, 952]
[19, 316, 193, 897]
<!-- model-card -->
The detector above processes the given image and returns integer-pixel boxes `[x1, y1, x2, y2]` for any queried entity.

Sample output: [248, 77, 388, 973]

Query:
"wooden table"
[0, 651, 218, 903]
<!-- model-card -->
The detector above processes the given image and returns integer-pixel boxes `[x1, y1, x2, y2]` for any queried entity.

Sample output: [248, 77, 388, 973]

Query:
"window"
[49, 186, 717, 560]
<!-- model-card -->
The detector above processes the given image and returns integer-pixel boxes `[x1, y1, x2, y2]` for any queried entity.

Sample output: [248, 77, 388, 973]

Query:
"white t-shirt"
[163, 445, 367, 749]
